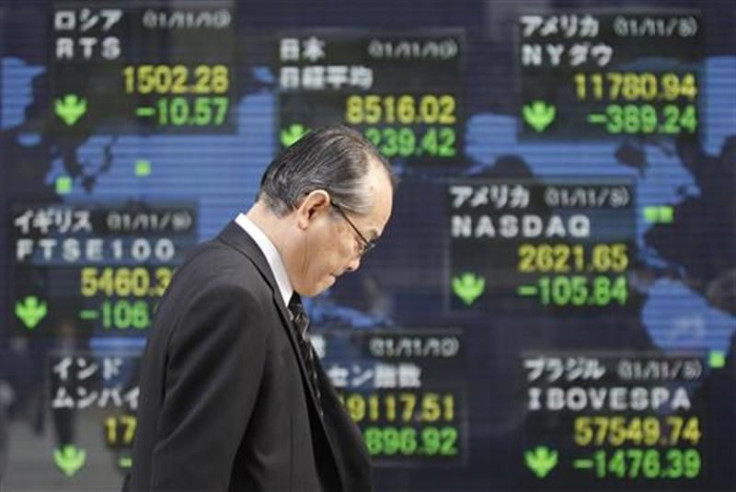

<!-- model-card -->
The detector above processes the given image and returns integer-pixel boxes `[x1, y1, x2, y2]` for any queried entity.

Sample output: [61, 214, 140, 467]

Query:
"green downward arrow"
[452, 273, 485, 306]
[525, 446, 558, 478]
[15, 296, 47, 330]
[55, 94, 87, 126]
[522, 100, 556, 132]
[54, 445, 87, 477]
[280, 123, 308, 147]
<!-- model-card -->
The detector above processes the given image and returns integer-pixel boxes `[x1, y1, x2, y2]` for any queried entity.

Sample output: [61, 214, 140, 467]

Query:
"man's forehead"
[365, 192, 393, 239]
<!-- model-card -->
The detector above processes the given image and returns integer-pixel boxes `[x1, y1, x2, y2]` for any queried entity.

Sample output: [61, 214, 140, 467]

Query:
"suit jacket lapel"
[217, 223, 322, 401]
[216, 221, 286, 313]
[216, 221, 348, 489]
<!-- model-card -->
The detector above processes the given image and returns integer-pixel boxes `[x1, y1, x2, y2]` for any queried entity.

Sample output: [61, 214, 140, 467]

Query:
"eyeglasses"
[331, 201, 376, 256]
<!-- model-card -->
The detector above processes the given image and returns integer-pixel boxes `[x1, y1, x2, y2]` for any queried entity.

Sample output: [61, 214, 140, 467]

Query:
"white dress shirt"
[235, 213, 293, 308]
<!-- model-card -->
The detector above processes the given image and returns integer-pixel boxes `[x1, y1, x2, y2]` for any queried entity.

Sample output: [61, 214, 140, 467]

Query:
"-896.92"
[362, 426, 459, 458]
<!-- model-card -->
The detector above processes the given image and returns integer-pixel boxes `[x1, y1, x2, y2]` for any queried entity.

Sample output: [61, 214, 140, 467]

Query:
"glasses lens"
[332, 202, 374, 255]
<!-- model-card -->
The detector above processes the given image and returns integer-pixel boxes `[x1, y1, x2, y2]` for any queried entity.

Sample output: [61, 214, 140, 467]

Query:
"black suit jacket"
[125, 222, 372, 491]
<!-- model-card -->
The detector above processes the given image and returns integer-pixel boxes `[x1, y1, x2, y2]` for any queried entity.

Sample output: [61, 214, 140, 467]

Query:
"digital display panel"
[0, 0, 733, 490]
[277, 31, 464, 165]
[49, 3, 237, 134]
[518, 13, 703, 138]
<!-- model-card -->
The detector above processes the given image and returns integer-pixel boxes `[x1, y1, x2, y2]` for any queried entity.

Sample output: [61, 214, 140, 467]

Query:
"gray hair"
[258, 125, 396, 217]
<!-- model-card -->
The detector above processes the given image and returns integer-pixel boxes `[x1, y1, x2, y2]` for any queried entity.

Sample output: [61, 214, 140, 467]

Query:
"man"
[125, 125, 396, 491]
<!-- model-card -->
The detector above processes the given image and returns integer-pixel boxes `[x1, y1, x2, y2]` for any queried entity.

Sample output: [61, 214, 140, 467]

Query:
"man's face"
[290, 161, 393, 297]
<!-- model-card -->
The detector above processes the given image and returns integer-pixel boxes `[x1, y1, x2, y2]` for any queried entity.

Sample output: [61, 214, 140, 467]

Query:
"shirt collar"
[235, 213, 293, 308]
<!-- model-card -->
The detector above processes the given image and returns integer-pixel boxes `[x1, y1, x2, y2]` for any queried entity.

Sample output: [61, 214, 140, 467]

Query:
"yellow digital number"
[346, 95, 364, 124]
[574, 416, 593, 445]
[575, 416, 677, 447]
[97, 268, 114, 296]
[137, 65, 155, 94]
[668, 416, 701, 445]
[122, 415, 137, 444]
[642, 416, 661, 445]
[575, 72, 697, 102]
[344, 94, 456, 125]
[608, 416, 627, 445]
[104, 415, 137, 447]
[385, 393, 397, 422]
[114, 268, 132, 296]
[592, 244, 612, 271]
[679, 73, 698, 99]
[438, 95, 456, 124]
[592, 416, 610, 445]
[625, 417, 643, 445]
[123, 65, 228, 95]
[421, 393, 441, 422]
[154, 267, 173, 296]
[610, 243, 629, 271]
[346, 393, 366, 422]
[171, 65, 188, 93]
[364, 95, 381, 124]
[682, 417, 702, 444]
[211, 65, 230, 93]
[399, 392, 416, 423]
[368, 394, 380, 421]
[667, 416, 683, 444]
[81, 267, 97, 297]
[607, 72, 622, 100]
[194, 65, 211, 94]
[517, 244, 572, 273]
[80, 267, 171, 297]
[397, 95, 416, 124]
[443, 394, 455, 421]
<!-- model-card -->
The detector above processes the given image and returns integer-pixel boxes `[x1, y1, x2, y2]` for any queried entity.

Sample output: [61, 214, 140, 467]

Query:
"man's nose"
[346, 255, 361, 272]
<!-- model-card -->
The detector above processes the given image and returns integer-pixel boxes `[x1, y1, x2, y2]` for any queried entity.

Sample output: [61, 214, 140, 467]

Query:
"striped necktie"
[288, 294, 322, 415]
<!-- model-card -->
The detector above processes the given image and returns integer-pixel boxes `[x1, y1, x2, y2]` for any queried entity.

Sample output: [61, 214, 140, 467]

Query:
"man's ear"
[296, 190, 331, 229]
